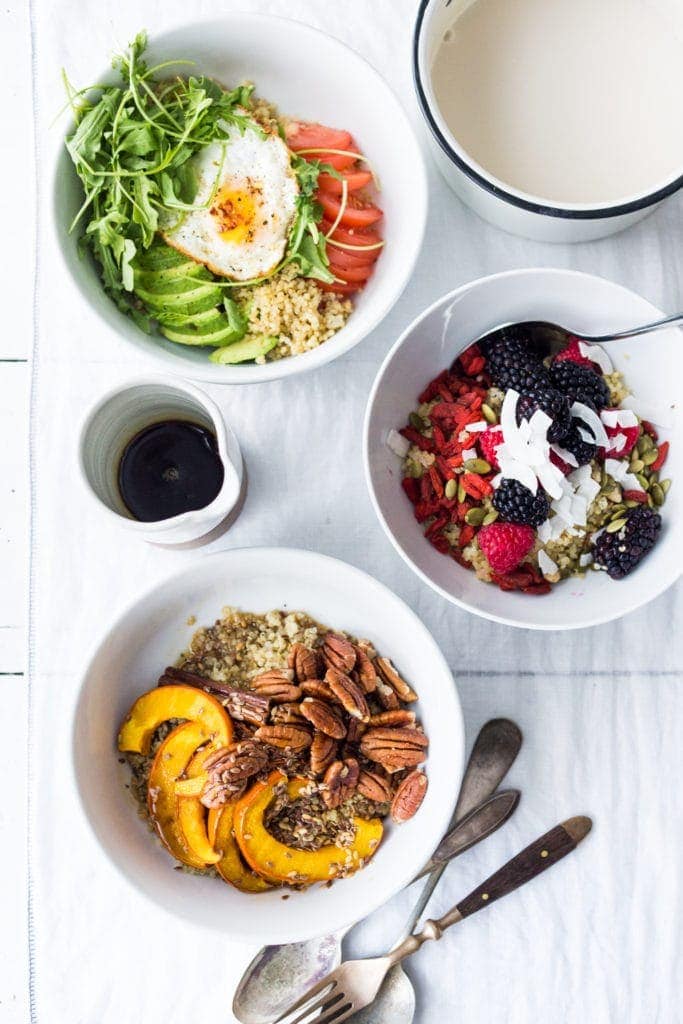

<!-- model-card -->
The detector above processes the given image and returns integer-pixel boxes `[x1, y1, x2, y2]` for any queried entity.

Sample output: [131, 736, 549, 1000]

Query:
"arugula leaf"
[64, 31, 261, 310]
[284, 155, 340, 284]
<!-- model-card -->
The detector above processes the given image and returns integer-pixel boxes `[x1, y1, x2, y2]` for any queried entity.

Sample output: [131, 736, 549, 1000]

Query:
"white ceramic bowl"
[72, 548, 463, 941]
[413, 0, 683, 242]
[364, 269, 682, 630]
[53, 15, 427, 384]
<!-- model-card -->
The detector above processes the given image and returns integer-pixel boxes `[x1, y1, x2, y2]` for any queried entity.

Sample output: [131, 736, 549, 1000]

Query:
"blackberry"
[594, 506, 662, 579]
[560, 422, 597, 466]
[549, 360, 611, 410]
[485, 335, 549, 392]
[492, 478, 550, 527]
[516, 384, 571, 442]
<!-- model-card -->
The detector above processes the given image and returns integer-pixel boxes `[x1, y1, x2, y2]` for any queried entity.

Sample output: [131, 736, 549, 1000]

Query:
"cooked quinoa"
[233, 265, 352, 362]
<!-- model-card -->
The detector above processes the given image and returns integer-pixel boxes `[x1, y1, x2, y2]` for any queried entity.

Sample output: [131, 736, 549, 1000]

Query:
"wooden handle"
[453, 816, 591, 922]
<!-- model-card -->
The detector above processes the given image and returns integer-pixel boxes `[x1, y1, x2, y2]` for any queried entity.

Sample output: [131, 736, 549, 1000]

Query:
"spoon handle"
[396, 719, 522, 942]
[387, 816, 591, 967]
[587, 311, 683, 344]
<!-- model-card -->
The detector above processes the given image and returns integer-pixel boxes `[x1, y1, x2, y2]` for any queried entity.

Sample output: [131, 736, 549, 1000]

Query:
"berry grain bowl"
[364, 269, 682, 630]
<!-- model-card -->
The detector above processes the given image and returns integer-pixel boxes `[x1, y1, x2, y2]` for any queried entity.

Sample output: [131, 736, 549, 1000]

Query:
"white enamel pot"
[413, 0, 683, 243]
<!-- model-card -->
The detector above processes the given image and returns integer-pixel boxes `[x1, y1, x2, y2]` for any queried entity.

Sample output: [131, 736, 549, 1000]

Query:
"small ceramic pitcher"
[79, 375, 243, 545]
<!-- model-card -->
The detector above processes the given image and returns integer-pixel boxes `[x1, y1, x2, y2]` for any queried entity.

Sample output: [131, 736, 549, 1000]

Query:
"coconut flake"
[604, 458, 645, 492]
[600, 407, 638, 430]
[551, 444, 579, 468]
[466, 420, 488, 433]
[497, 453, 539, 493]
[578, 341, 613, 374]
[579, 553, 594, 567]
[536, 459, 567, 500]
[571, 401, 609, 448]
[386, 429, 410, 458]
[538, 550, 559, 578]
[606, 431, 627, 453]
[462, 448, 476, 462]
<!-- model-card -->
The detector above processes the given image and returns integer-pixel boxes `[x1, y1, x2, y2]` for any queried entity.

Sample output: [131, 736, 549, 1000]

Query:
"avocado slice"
[135, 281, 224, 317]
[134, 269, 213, 298]
[133, 262, 209, 291]
[209, 334, 278, 364]
[134, 244, 189, 272]
[161, 316, 247, 348]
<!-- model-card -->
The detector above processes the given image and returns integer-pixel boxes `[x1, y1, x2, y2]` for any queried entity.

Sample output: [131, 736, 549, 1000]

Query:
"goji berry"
[400, 427, 434, 452]
[623, 489, 649, 504]
[641, 420, 659, 441]
[401, 477, 419, 503]
[461, 473, 493, 499]
[650, 441, 669, 472]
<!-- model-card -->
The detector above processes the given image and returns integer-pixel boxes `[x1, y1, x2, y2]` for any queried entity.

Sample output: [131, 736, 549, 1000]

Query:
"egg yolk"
[210, 186, 258, 244]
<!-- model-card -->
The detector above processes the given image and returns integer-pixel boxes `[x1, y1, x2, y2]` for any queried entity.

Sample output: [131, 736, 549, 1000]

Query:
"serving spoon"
[474, 312, 683, 360]
[232, 719, 522, 1024]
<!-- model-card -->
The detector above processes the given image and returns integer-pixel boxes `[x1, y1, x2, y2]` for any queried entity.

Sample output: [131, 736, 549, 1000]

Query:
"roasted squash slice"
[147, 721, 213, 869]
[176, 747, 221, 865]
[234, 771, 383, 885]
[118, 684, 232, 755]
[214, 805, 273, 893]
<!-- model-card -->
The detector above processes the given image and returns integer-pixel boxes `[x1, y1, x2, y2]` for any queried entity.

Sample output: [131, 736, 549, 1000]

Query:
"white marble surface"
[9, 1, 683, 1022]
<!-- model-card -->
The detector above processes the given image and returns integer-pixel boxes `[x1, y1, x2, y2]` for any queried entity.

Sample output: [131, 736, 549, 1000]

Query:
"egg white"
[161, 124, 299, 282]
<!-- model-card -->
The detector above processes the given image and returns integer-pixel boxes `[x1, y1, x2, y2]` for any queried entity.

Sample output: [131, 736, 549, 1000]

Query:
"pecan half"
[325, 668, 370, 722]
[345, 718, 367, 745]
[369, 710, 416, 728]
[322, 757, 360, 809]
[200, 740, 268, 808]
[288, 643, 321, 682]
[299, 697, 347, 739]
[353, 645, 378, 693]
[270, 701, 306, 724]
[254, 724, 312, 751]
[252, 670, 301, 703]
[375, 681, 400, 711]
[375, 658, 418, 703]
[391, 770, 428, 822]
[310, 732, 339, 776]
[357, 768, 393, 804]
[322, 633, 357, 674]
[360, 727, 429, 770]
[301, 679, 335, 701]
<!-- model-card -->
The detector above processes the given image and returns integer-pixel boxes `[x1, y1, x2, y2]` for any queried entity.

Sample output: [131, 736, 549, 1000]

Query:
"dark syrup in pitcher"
[118, 420, 224, 522]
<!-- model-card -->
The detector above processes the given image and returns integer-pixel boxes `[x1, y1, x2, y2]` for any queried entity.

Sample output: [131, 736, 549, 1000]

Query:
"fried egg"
[161, 123, 299, 281]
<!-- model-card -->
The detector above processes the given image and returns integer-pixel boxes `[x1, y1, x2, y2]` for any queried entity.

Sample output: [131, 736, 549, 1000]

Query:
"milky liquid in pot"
[430, 0, 683, 204]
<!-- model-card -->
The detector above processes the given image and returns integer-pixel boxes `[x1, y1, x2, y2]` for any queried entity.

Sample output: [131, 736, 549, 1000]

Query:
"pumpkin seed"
[636, 473, 650, 491]
[629, 458, 644, 474]
[647, 495, 654, 508]
[409, 412, 427, 432]
[605, 518, 626, 533]
[481, 403, 497, 424]
[457, 481, 466, 503]
[405, 462, 423, 479]
[651, 483, 665, 506]
[609, 505, 626, 520]
[465, 507, 487, 526]
[482, 510, 499, 525]
[642, 449, 659, 466]
[661, 478, 672, 494]
[464, 458, 492, 474]
[444, 479, 457, 500]
[624, 499, 640, 508]
[637, 435, 654, 454]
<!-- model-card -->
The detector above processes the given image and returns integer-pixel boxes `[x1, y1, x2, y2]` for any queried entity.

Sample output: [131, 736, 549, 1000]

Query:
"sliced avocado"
[161, 315, 247, 348]
[133, 261, 209, 290]
[153, 306, 226, 329]
[134, 244, 189, 272]
[134, 268, 213, 298]
[135, 281, 224, 316]
[209, 334, 278, 364]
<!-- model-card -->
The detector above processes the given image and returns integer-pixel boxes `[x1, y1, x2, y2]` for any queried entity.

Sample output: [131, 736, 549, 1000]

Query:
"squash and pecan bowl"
[71, 548, 464, 942]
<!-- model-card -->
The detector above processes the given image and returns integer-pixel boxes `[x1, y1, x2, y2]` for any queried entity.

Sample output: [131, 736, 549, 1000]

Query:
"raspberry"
[599, 416, 640, 459]
[477, 522, 536, 575]
[553, 337, 597, 371]
[478, 426, 504, 469]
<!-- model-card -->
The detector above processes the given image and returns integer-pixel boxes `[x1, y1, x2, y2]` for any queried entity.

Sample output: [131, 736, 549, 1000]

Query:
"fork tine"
[313, 1001, 357, 1024]
[286, 991, 345, 1024]
[274, 977, 339, 1023]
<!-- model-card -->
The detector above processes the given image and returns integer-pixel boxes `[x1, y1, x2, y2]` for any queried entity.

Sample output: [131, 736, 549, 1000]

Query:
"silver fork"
[275, 815, 591, 1024]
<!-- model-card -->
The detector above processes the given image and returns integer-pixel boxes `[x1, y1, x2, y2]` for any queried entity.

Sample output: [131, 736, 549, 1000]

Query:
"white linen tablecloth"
[30, 1, 682, 1021]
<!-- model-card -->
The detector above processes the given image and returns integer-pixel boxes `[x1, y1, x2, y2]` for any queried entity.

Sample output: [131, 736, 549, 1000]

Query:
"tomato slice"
[328, 261, 374, 284]
[318, 192, 383, 228]
[318, 170, 373, 195]
[326, 245, 379, 269]
[318, 280, 360, 296]
[286, 121, 353, 153]
[321, 221, 384, 249]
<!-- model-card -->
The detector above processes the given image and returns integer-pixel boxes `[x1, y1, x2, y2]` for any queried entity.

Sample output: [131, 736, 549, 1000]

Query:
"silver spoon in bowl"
[475, 312, 683, 360]
[232, 719, 522, 1024]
